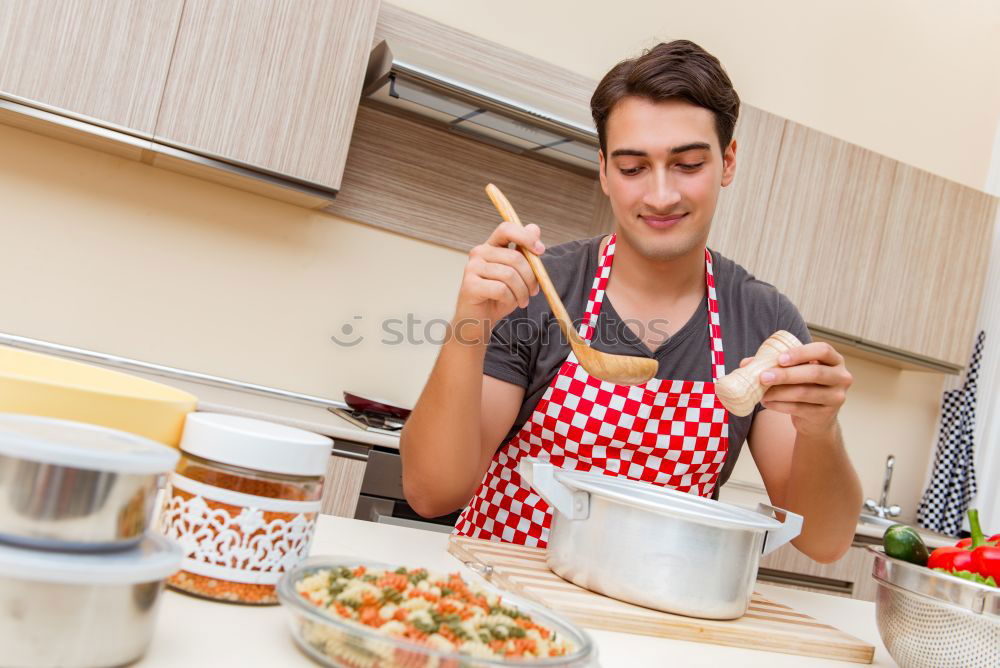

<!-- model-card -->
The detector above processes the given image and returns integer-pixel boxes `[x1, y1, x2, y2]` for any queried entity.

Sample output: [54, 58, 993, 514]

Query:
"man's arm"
[401, 352, 525, 517]
[744, 342, 862, 563]
[400, 220, 544, 518]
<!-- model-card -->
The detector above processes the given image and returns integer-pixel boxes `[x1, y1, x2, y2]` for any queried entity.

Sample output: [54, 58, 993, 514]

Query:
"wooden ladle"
[485, 183, 658, 386]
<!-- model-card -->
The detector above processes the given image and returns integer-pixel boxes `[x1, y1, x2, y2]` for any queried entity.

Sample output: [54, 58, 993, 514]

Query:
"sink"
[856, 513, 956, 548]
[858, 513, 901, 529]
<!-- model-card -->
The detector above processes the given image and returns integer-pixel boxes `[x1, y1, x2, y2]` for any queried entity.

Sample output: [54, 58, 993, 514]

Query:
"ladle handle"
[485, 183, 583, 345]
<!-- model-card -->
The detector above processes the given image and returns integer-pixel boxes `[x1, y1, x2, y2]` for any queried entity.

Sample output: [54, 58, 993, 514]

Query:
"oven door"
[355, 495, 458, 534]
[353, 447, 461, 533]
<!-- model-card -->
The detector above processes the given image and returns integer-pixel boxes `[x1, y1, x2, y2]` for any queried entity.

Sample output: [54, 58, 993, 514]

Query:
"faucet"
[863, 455, 902, 519]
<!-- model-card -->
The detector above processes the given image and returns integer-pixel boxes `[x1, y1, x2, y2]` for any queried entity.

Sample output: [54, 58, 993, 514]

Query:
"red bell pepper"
[955, 533, 1000, 548]
[966, 509, 1000, 581]
[927, 545, 975, 572]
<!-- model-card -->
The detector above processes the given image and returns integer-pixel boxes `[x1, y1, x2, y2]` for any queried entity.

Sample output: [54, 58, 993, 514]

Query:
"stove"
[329, 407, 405, 436]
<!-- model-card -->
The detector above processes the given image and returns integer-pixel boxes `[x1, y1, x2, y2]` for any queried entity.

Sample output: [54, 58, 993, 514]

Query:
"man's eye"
[620, 167, 642, 175]
[678, 162, 705, 171]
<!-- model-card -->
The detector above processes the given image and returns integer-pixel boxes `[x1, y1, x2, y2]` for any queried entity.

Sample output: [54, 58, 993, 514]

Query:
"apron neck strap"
[577, 235, 726, 381]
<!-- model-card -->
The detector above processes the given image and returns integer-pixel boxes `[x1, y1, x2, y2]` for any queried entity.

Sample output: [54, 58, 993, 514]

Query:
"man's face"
[598, 96, 736, 262]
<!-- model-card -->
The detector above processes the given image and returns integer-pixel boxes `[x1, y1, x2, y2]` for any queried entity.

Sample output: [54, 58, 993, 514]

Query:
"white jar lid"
[0, 413, 179, 474]
[0, 532, 183, 585]
[180, 412, 332, 476]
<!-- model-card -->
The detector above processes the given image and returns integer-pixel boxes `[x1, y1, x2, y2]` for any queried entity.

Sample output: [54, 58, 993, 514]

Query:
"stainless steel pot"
[520, 458, 802, 620]
[0, 414, 179, 550]
[0, 531, 183, 667]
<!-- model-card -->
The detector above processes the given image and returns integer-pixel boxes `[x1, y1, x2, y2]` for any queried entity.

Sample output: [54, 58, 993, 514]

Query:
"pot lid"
[0, 413, 179, 474]
[555, 469, 784, 531]
[0, 532, 183, 585]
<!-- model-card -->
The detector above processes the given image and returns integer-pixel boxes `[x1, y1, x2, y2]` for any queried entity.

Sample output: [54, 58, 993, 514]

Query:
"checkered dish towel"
[917, 330, 985, 536]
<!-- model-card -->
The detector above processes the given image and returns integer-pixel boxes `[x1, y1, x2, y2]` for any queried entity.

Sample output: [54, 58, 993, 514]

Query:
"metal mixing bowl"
[0, 414, 179, 551]
[869, 546, 1000, 667]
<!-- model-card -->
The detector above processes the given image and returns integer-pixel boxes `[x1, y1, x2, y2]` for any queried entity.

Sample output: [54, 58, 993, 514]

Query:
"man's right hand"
[457, 220, 545, 327]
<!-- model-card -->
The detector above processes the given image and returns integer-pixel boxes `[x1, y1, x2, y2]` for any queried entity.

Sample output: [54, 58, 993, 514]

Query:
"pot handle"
[757, 503, 803, 555]
[518, 458, 590, 520]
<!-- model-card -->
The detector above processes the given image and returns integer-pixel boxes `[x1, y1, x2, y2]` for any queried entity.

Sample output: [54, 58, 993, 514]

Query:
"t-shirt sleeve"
[482, 307, 535, 388]
[776, 292, 812, 345]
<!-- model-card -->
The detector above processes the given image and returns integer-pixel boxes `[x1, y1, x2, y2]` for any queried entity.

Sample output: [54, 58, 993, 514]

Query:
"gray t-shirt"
[482, 235, 812, 496]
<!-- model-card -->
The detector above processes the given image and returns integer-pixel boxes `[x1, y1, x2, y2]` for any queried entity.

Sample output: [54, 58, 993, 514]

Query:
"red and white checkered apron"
[454, 235, 730, 547]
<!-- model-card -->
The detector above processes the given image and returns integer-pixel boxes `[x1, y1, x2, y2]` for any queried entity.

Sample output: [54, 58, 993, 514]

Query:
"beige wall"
[390, 0, 1000, 192]
[5, 0, 989, 521]
[0, 123, 461, 408]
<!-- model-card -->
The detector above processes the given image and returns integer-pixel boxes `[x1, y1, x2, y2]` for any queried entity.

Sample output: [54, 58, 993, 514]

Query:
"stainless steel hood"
[362, 41, 600, 172]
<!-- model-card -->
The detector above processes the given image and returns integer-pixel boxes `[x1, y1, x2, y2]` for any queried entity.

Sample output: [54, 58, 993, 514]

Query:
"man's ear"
[721, 139, 737, 187]
[598, 149, 609, 196]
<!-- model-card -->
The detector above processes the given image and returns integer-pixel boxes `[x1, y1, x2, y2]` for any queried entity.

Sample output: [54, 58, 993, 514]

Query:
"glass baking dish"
[277, 557, 596, 668]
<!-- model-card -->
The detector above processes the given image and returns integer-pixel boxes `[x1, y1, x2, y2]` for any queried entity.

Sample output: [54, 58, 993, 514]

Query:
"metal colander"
[869, 547, 1000, 667]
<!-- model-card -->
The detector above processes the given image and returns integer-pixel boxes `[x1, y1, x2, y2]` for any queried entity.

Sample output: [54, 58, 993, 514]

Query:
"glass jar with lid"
[159, 412, 331, 604]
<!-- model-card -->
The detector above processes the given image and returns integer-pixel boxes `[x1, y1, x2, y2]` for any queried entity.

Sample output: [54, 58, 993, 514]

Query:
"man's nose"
[643, 169, 682, 211]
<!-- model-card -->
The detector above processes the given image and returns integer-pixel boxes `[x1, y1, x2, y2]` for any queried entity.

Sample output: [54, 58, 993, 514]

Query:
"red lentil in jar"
[159, 412, 331, 604]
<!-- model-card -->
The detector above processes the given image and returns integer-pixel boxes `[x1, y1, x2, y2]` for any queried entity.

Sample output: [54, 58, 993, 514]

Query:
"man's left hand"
[740, 342, 853, 438]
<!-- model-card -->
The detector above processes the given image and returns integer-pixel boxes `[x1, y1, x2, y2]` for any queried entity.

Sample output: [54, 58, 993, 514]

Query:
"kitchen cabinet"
[153, 0, 379, 193]
[0, 0, 183, 134]
[712, 111, 996, 371]
[752, 122, 898, 340]
[759, 541, 879, 602]
[861, 164, 997, 366]
[320, 449, 368, 519]
[708, 105, 786, 265]
[325, 102, 614, 251]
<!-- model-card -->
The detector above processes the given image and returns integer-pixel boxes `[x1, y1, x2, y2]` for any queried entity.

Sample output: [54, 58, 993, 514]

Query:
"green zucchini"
[883, 524, 930, 566]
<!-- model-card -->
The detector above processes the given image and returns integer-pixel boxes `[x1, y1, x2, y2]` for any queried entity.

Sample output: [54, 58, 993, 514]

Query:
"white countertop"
[142, 515, 896, 668]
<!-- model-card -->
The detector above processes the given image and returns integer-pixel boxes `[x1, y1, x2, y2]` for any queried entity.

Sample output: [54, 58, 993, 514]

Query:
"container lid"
[556, 468, 783, 531]
[0, 532, 183, 585]
[180, 412, 332, 476]
[0, 413, 179, 474]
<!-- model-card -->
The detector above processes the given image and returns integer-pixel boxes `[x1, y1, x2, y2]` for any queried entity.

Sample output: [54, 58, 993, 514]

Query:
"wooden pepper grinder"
[716, 330, 803, 417]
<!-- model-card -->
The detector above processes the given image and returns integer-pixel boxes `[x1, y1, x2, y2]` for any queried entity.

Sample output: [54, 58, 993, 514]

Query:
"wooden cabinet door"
[708, 105, 786, 267]
[751, 121, 898, 337]
[154, 0, 379, 192]
[0, 0, 182, 134]
[861, 165, 997, 366]
[320, 454, 367, 518]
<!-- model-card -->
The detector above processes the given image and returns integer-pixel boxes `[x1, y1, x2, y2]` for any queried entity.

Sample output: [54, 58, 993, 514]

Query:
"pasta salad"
[295, 565, 574, 661]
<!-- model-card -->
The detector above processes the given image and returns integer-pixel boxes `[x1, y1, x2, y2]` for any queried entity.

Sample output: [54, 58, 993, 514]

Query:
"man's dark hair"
[590, 40, 741, 157]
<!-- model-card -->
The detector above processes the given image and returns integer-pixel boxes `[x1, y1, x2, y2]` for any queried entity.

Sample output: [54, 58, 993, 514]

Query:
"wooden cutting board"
[448, 536, 874, 664]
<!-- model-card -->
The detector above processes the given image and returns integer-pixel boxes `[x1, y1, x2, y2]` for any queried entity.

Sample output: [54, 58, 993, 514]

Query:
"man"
[400, 40, 861, 563]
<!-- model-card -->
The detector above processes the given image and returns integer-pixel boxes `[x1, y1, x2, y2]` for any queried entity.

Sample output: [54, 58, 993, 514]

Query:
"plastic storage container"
[159, 412, 331, 604]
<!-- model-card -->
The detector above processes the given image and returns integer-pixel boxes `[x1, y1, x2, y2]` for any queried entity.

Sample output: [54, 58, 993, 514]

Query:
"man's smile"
[639, 212, 687, 229]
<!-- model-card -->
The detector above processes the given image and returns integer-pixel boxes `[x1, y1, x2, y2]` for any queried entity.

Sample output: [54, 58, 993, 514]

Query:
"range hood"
[362, 41, 600, 172]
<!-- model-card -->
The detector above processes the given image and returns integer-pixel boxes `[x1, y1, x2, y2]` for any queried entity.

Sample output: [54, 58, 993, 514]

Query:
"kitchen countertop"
[142, 515, 896, 668]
